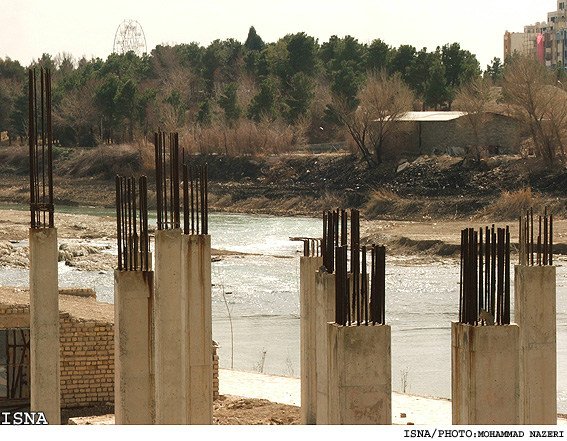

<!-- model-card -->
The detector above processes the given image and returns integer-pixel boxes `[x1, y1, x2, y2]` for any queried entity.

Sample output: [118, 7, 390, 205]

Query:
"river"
[1, 209, 566, 412]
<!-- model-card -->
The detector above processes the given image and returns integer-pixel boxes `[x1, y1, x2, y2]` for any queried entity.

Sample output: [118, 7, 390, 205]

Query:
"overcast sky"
[0, 0, 553, 69]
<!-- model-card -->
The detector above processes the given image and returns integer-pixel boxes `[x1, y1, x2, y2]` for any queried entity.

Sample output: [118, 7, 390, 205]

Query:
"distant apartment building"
[504, 1, 567, 69]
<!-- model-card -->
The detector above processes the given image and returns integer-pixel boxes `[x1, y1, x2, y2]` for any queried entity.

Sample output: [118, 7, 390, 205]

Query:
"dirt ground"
[60, 395, 299, 425]
[213, 395, 299, 425]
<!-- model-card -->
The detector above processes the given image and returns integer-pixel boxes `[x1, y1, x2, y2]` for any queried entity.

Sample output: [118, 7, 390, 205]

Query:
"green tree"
[484, 57, 503, 83]
[196, 98, 213, 126]
[247, 76, 279, 122]
[389, 45, 417, 84]
[115, 79, 138, 142]
[320, 35, 366, 75]
[424, 59, 450, 110]
[218, 82, 242, 126]
[441, 43, 481, 108]
[408, 48, 439, 103]
[367, 39, 391, 72]
[283, 72, 315, 124]
[94, 74, 120, 143]
[286, 32, 319, 79]
[244, 26, 265, 51]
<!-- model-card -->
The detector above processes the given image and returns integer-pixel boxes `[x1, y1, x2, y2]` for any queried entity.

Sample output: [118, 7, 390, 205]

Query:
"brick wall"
[1, 303, 219, 408]
[59, 314, 114, 408]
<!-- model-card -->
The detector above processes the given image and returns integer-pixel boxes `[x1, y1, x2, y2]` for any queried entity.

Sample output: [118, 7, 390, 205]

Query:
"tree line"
[0, 27, 498, 153]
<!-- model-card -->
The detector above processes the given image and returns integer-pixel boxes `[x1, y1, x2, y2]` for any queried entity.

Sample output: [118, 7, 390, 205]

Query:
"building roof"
[395, 111, 467, 122]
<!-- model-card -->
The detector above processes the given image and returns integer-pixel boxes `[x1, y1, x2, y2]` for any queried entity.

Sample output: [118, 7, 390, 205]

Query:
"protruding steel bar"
[361, 246, 367, 325]
[335, 245, 348, 326]
[459, 225, 510, 326]
[155, 131, 181, 230]
[183, 162, 189, 235]
[29, 68, 54, 229]
[115, 175, 150, 271]
[116, 175, 122, 271]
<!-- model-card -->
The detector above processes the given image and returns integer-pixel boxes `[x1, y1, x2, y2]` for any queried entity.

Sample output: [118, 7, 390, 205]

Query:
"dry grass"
[363, 188, 405, 219]
[0, 145, 33, 174]
[184, 120, 305, 156]
[58, 144, 144, 179]
[480, 188, 540, 220]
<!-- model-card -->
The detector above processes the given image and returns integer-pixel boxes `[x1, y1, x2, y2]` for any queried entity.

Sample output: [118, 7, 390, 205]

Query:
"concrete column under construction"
[29, 227, 60, 425]
[154, 229, 184, 424]
[181, 234, 213, 424]
[114, 270, 155, 425]
[300, 255, 323, 425]
[515, 265, 557, 425]
[314, 270, 336, 424]
[451, 322, 520, 425]
[327, 323, 392, 425]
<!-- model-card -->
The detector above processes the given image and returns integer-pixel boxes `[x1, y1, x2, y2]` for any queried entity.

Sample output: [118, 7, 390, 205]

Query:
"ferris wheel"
[113, 19, 147, 56]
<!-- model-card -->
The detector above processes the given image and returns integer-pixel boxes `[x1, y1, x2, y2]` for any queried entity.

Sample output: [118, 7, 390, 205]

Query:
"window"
[0, 328, 30, 402]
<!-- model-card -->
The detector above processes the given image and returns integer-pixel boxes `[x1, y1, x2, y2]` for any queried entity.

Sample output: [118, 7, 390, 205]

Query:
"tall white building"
[504, 1, 567, 69]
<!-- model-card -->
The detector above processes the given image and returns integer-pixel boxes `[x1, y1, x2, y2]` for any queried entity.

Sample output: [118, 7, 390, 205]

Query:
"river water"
[1, 209, 566, 412]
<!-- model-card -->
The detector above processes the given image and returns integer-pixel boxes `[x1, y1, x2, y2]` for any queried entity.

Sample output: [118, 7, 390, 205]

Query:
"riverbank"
[2, 205, 567, 271]
[2, 148, 567, 221]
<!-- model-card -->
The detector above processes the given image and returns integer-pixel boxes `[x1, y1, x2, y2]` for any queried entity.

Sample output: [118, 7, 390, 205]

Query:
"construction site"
[0, 68, 567, 427]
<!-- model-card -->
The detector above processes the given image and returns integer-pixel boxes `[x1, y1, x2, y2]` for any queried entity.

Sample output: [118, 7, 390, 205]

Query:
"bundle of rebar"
[182, 159, 208, 235]
[303, 238, 321, 257]
[28, 68, 54, 229]
[154, 131, 180, 230]
[322, 209, 345, 273]
[323, 209, 386, 326]
[115, 175, 150, 271]
[519, 207, 553, 266]
[459, 226, 510, 326]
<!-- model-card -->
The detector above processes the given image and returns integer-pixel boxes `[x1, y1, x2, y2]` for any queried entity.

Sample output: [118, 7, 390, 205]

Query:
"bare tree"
[453, 76, 497, 159]
[53, 79, 99, 146]
[501, 56, 567, 164]
[362, 71, 414, 164]
[333, 70, 414, 166]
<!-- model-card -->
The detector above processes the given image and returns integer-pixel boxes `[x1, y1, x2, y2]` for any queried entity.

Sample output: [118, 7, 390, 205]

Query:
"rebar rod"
[459, 225, 510, 326]
[29, 68, 54, 229]
[115, 175, 150, 271]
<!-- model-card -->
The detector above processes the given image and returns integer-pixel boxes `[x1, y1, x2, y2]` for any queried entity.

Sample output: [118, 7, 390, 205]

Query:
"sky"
[0, 0, 555, 70]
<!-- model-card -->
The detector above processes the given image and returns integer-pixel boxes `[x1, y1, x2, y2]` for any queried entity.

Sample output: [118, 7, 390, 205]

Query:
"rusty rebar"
[459, 225, 510, 326]
[115, 175, 150, 271]
[519, 208, 553, 266]
[29, 68, 54, 229]
[154, 130, 180, 230]
[182, 162, 209, 235]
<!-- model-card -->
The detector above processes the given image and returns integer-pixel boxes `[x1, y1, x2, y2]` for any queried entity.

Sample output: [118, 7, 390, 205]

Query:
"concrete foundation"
[515, 265, 557, 425]
[451, 322, 520, 425]
[300, 255, 323, 425]
[154, 229, 184, 424]
[327, 323, 392, 425]
[29, 228, 60, 425]
[314, 270, 336, 424]
[114, 270, 155, 425]
[181, 234, 213, 424]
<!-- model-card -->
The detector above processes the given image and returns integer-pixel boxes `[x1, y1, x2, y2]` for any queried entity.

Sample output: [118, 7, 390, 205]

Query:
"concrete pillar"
[327, 323, 392, 425]
[181, 234, 213, 424]
[29, 228, 60, 425]
[451, 322, 520, 425]
[154, 229, 184, 424]
[314, 270, 335, 424]
[300, 255, 323, 425]
[515, 265, 557, 425]
[114, 270, 155, 425]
